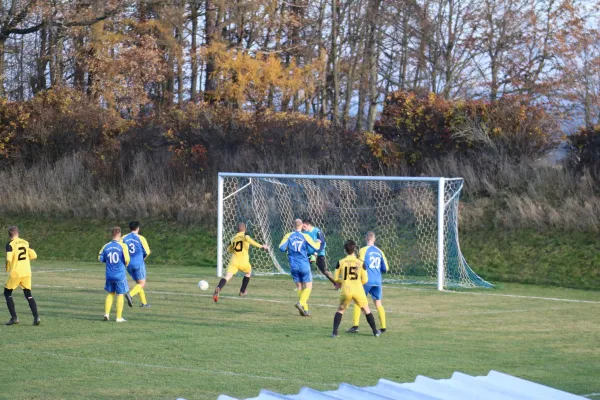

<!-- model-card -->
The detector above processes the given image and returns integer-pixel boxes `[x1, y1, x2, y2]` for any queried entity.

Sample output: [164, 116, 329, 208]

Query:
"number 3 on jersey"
[128, 243, 135, 254]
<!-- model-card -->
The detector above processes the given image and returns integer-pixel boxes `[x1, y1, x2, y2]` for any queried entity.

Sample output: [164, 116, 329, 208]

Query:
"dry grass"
[1, 151, 598, 231]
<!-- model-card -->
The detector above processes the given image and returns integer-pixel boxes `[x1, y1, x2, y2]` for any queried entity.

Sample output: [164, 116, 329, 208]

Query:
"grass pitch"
[0, 261, 599, 400]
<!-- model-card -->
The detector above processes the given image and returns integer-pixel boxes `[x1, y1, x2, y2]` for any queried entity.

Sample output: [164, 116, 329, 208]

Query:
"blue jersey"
[358, 245, 388, 286]
[279, 231, 322, 270]
[98, 240, 130, 281]
[122, 232, 151, 268]
[302, 227, 326, 256]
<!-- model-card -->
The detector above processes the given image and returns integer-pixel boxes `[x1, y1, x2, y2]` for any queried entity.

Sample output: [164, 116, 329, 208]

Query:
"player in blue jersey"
[98, 227, 131, 322]
[123, 221, 151, 307]
[279, 219, 322, 316]
[347, 231, 389, 334]
[302, 217, 338, 288]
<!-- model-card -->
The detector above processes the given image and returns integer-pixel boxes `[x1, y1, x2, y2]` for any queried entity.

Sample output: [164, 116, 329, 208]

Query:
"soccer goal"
[217, 173, 492, 290]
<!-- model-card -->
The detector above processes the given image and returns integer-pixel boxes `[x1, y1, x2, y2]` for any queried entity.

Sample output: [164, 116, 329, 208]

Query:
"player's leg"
[299, 281, 313, 315]
[115, 280, 128, 322]
[359, 293, 381, 336]
[104, 281, 116, 321]
[4, 282, 19, 325]
[347, 284, 369, 333]
[316, 256, 337, 287]
[291, 268, 307, 316]
[214, 263, 237, 302]
[238, 265, 251, 296]
[129, 266, 148, 307]
[372, 287, 386, 332]
[21, 277, 40, 326]
[332, 298, 350, 337]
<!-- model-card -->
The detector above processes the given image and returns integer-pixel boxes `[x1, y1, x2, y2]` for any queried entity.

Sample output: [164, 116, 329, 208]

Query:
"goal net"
[217, 173, 492, 289]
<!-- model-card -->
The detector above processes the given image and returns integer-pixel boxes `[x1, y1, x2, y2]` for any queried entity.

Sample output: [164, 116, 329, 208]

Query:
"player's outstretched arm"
[120, 243, 131, 266]
[98, 244, 107, 263]
[381, 251, 389, 273]
[278, 233, 291, 252]
[360, 265, 369, 285]
[28, 248, 37, 260]
[245, 235, 263, 249]
[302, 234, 322, 253]
[141, 236, 151, 259]
[333, 261, 342, 284]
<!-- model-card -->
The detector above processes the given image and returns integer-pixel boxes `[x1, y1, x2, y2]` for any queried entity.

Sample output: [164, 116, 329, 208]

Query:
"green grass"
[0, 261, 598, 399]
[3, 216, 599, 289]
[462, 228, 600, 289]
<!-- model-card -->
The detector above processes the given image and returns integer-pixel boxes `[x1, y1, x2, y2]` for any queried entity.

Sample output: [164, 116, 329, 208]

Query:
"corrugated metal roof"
[216, 370, 587, 400]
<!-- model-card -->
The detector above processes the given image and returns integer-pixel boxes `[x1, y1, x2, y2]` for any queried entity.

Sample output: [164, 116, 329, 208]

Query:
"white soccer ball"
[198, 280, 209, 291]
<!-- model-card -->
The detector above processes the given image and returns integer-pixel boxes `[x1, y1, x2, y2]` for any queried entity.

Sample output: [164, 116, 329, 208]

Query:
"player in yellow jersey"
[213, 222, 268, 302]
[331, 240, 381, 337]
[4, 226, 40, 326]
[347, 231, 389, 334]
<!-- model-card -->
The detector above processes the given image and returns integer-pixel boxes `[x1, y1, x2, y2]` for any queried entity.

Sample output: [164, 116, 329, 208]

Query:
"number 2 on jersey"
[369, 256, 381, 269]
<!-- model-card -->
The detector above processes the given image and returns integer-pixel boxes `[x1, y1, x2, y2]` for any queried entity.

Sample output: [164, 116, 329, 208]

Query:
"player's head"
[365, 231, 376, 244]
[8, 226, 18, 239]
[294, 218, 303, 231]
[302, 217, 313, 231]
[111, 226, 122, 240]
[129, 221, 140, 232]
[238, 222, 246, 232]
[344, 240, 357, 255]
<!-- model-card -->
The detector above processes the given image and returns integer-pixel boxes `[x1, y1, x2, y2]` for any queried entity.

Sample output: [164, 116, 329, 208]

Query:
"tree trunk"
[190, 0, 199, 101]
[366, 0, 382, 132]
[0, 37, 5, 96]
[330, 0, 340, 125]
[204, 0, 218, 103]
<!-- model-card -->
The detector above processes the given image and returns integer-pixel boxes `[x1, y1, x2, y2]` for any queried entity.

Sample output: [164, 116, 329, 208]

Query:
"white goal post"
[217, 172, 492, 290]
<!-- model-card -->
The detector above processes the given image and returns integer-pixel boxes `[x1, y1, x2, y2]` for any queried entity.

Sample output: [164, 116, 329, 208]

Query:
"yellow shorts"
[339, 288, 368, 309]
[5, 275, 32, 291]
[226, 262, 252, 276]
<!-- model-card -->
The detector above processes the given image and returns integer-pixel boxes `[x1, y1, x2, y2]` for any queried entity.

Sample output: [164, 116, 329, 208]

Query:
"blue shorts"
[364, 285, 382, 300]
[290, 268, 312, 283]
[104, 279, 129, 295]
[127, 265, 146, 281]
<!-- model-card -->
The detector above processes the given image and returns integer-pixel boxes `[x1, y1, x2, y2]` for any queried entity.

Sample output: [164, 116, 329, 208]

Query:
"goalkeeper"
[302, 217, 337, 288]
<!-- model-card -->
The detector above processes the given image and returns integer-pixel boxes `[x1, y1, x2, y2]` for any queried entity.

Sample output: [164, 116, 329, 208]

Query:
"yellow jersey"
[5, 238, 37, 278]
[227, 232, 262, 266]
[334, 254, 368, 291]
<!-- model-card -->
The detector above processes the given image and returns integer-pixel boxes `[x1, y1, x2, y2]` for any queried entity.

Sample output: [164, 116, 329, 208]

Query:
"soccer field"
[1, 261, 599, 400]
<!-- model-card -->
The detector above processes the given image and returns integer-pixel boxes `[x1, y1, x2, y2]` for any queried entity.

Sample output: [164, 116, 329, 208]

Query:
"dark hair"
[302, 217, 313, 225]
[129, 221, 140, 231]
[111, 226, 122, 237]
[344, 240, 357, 255]
[8, 226, 18, 238]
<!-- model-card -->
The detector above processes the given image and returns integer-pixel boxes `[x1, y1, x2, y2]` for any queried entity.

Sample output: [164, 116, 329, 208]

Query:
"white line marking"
[10, 349, 334, 386]
[34, 284, 581, 317]
[584, 393, 600, 398]
[33, 268, 80, 273]
[443, 290, 600, 304]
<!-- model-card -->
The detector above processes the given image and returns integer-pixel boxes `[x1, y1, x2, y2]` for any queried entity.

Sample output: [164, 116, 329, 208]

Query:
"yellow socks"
[130, 284, 141, 297]
[377, 305, 387, 329]
[299, 288, 312, 311]
[297, 288, 303, 303]
[104, 293, 115, 315]
[116, 295, 124, 319]
[352, 304, 361, 327]
[130, 284, 148, 305]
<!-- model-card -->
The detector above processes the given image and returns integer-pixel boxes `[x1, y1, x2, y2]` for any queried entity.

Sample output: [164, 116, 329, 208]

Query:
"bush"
[568, 125, 600, 182]
[374, 91, 560, 170]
